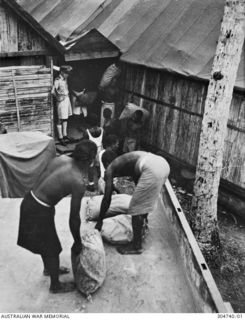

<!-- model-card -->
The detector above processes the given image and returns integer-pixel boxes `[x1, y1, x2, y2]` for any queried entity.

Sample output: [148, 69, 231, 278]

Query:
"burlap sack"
[86, 194, 132, 221]
[71, 229, 106, 296]
[101, 215, 133, 244]
[119, 102, 149, 120]
[99, 64, 121, 88]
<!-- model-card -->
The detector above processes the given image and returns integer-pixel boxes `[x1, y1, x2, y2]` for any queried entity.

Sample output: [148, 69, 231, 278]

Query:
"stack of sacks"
[72, 194, 133, 296]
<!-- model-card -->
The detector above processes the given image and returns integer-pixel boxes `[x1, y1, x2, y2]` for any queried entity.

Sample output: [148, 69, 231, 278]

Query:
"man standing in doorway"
[52, 65, 73, 146]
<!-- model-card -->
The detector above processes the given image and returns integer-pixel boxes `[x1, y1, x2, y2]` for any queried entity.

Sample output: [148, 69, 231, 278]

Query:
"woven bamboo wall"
[120, 63, 245, 190]
[0, 65, 53, 135]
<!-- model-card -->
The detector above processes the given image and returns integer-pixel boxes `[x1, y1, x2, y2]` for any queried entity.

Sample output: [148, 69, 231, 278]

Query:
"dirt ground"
[173, 184, 245, 313]
[0, 194, 199, 313]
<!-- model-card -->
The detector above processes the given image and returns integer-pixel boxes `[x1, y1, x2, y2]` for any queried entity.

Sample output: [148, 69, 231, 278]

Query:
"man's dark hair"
[72, 140, 97, 162]
[89, 113, 99, 127]
[101, 150, 117, 168]
[0, 122, 7, 134]
[103, 108, 112, 119]
[103, 134, 119, 148]
[133, 110, 144, 122]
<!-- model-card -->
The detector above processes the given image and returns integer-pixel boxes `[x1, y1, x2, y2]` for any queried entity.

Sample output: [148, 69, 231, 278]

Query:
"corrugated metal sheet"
[17, 0, 245, 89]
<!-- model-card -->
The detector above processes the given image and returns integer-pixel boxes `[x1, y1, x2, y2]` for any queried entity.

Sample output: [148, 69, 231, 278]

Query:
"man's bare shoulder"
[49, 155, 72, 169]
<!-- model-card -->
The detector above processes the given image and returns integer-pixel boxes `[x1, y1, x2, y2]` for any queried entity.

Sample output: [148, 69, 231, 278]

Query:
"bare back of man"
[108, 151, 146, 182]
[33, 155, 86, 206]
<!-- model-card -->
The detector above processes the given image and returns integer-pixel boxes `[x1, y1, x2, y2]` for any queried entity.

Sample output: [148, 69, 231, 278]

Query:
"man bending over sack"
[95, 151, 170, 254]
[17, 140, 97, 293]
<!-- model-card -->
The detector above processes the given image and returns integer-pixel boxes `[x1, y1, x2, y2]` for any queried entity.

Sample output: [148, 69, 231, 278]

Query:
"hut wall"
[120, 63, 245, 191]
[0, 1, 50, 57]
[0, 1, 58, 135]
[0, 65, 53, 135]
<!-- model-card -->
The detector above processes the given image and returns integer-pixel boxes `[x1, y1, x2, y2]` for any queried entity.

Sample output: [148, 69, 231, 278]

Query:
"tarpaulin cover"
[0, 131, 56, 198]
[17, 0, 245, 89]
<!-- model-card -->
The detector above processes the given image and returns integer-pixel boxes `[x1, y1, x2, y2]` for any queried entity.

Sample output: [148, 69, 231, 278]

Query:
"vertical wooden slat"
[11, 69, 21, 131]
[50, 56, 54, 137]
[120, 62, 245, 189]
[139, 69, 146, 108]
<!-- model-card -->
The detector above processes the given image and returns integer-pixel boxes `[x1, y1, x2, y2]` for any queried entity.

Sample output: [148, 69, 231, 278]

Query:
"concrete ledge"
[161, 179, 233, 313]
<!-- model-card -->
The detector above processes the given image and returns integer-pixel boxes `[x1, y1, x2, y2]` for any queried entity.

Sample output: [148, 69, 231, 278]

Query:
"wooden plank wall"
[0, 1, 49, 54]
[0, 65, 52, 135]
[120, 63, 245, 190]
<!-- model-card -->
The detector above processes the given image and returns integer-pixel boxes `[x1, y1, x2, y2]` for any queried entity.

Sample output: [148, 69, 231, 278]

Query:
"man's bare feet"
[43, 266, 70, 276]
[117, 243, 143, 255]
[49, 281, 75, 294]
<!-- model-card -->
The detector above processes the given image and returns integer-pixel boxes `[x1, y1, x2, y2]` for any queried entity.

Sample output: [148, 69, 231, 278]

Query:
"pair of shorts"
[57, 96, 72, 120]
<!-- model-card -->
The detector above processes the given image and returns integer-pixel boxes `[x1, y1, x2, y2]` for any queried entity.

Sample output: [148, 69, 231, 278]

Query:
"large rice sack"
[101, 215, 133, 244]
[119, 102, 149, 121]
[99, 64, 121, 89]
[71, 229, 106, 296]
[86, 194, 132, 221]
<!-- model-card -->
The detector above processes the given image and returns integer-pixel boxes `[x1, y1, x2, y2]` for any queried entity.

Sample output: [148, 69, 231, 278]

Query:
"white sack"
[101, 215, 133, 244]
[86, 194, 132, 221]
[71, 229, 106, 296]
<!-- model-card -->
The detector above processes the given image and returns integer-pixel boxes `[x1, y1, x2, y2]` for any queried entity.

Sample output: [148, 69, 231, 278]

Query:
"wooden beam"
[0, 50, 55, 57]
[11, 70, 21, 132]
[65, 51, 119, 61]
[125, 89, 203, 117]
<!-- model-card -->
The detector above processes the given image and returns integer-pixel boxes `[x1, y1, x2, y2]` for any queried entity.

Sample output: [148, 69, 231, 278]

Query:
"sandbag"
[71, 229, 106, 296]
[101, 215, 133, 244]
[99, 64, 121, 88]
[119, 102, 149, 121]
[86, 194, 132, 221]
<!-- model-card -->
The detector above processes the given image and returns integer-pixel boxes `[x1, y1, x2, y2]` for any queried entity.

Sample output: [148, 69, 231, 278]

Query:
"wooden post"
[190, 0, 245, 265]
[50, 56, 54, 137]
[12, 69, 21, 132]
[139, 69, 146, 108]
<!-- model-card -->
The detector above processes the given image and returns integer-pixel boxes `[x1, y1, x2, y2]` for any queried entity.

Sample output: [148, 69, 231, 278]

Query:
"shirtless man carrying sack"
[17, 140, 97, 293]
